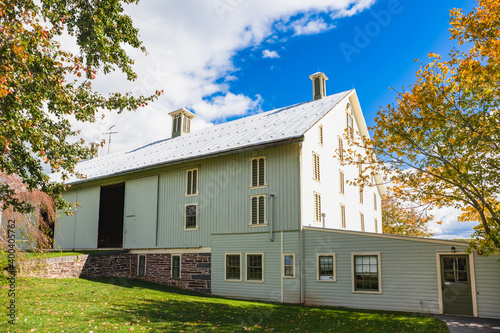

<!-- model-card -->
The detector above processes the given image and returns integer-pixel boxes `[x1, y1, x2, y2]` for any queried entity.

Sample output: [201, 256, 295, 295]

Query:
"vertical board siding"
[124, 176, 158, 249]
[303, 229, 500, 319]
[157, 144, 301, 248]
[73, 187, 100, 248]
[54, 191, 77, 249]
[211, 231, 300, 303]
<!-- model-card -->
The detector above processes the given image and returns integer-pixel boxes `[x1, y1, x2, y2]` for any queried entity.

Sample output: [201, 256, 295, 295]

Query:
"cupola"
[89, 141, 100, 158]
[169, 108, 196, 138]
[309, 72, 328, 100]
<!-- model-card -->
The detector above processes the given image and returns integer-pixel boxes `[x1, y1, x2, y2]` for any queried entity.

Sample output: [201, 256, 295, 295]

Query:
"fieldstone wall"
[131, 253, 211, 293]
[19, 254, 90, 278]
[18, 250, 211, 293]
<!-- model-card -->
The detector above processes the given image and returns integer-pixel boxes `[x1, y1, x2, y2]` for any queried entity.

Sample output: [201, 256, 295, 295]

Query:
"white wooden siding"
[302, 228, 500, 319]
[212, 231, 301, 303]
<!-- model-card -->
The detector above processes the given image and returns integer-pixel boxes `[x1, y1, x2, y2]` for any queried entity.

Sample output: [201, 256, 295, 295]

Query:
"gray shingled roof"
[54, 90, 351, 184]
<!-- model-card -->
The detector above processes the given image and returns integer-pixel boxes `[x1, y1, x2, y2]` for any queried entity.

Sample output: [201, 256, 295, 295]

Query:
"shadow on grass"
[82, 278, 448, 332]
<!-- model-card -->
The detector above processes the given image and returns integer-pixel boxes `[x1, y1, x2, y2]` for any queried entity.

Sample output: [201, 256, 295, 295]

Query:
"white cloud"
[291, 17, 336, 36]
[262, 50, 280, 58]
[428, 206, 477, 240]
[67, 0, 377, 155]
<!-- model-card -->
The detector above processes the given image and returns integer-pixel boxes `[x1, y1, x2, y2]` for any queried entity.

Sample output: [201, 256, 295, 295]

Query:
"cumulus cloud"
[291, 17, 336, 36]
[262, 50, 280, 58]
[68, 0, 377, 155]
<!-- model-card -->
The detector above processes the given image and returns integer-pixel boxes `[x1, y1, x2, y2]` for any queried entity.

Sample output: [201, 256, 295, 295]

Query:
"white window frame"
[312, 152, 320, 182]
[338, 137, 344, 162]
[339, 170, 345, 195]
[224, 253, 242, 282]
[282, 253, 295, 279]
[184, 203, 198, 231]
[249, 194, 268, 227]
[137, 254, 146, 277]
[171, 254, 181, 279]
[359, 186, 364, 204]
[341, 204, 346, 228]
[250, 156, 267, 189]
[246, 253, 264, 283]
[318, 125, 324, 146]
[374, 193, 377, 211]
[186, 168, 199, 197]
[314, 192, 322, 223]
[360, 212, 365, 232]
[346, 104, 354, 139]
[375, 218, 378, 233]
[316, 253, 336, 282]
[351, 252, 382, 294]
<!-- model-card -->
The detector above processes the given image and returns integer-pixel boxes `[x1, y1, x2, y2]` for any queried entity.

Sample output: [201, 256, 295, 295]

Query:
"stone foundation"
[18, 250, 211, 293]
[131, 253, 211, 293]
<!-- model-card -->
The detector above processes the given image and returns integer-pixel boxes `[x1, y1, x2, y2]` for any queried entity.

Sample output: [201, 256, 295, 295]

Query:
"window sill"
[317, 279, 336, 282]
[224, 279, 242, 282]
[184, 227, 199, 231]
[249, 223, 268, 227]
[283, 276, 296, 279]
[245, 279, 264, 283]
[249, 185, 268, 190]
[185, 193, 199, 198]
[352, 290, 381, 294]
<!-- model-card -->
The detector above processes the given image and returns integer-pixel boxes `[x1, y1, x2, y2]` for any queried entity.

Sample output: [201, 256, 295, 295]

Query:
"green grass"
[0, 277, 449, 332]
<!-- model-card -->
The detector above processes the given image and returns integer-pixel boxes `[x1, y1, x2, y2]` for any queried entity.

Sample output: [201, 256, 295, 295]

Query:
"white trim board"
[303, 226, 470, 246]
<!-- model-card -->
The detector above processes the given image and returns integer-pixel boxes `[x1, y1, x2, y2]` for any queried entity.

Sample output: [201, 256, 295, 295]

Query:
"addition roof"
[53, 90, 352, 185]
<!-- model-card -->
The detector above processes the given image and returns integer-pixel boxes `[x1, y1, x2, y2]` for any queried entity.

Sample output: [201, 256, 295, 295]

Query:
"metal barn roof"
[54, 90, 351, 184]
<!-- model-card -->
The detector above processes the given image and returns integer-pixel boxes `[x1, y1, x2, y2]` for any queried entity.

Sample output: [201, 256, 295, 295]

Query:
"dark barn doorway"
[98, 183, 125, 248]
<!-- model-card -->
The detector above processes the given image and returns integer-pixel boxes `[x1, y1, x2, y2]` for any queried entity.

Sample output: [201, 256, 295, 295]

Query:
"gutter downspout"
[298, 142, 305, 304]
[270, 194, 275, 241]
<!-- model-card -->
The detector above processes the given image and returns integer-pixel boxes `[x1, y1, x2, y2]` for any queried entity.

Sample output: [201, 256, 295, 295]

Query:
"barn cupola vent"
[168, 107, 196, 138]
[89, 141, 100, 159]
[309, 72, 328, 100]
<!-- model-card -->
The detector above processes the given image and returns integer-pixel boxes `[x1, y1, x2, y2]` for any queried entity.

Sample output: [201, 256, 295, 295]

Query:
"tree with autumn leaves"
[0, 0, 161, 215]
[346, 0, 500, 253]
[382, 192, 435, 238]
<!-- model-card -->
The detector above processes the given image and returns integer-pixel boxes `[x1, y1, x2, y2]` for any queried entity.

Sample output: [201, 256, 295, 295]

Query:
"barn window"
[313, 152, 320, 181]
[246, 253, 264, 282]
[137, 255, 146, 277]
[317, 254, 336, 281]
[250, 195, 267, 226]
[225, 253, 242, 281]
[185, 204, 198, 230]
[352, 253, 382, 293]
[172, 255, 181, 279]
[314, 192, 322, 223]
[186, 168, 199, 196]
[251, 157, 266, 188]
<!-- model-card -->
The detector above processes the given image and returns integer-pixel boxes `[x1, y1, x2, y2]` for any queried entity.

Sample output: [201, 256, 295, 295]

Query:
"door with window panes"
[440, 255, 473, 316]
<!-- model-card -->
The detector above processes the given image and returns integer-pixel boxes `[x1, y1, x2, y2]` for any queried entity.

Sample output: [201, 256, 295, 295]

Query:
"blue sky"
[77, 0, 478, 239]
[229, 0, 475, 126]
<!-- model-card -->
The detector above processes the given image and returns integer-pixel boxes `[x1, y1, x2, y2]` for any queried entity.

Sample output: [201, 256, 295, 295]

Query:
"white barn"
[51, 73, 500, 319]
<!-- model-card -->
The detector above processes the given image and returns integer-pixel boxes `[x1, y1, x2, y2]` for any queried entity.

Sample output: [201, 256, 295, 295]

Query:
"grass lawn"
[0, 277, 449, 332]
